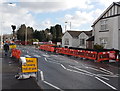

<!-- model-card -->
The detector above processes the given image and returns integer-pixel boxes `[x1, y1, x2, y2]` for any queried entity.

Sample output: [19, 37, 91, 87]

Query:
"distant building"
[62, 30, 92, 48]
[92, 2, 120, 50]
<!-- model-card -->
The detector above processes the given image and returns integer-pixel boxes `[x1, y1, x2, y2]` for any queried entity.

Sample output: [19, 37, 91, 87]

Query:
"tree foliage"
[17, 24, 63, 43]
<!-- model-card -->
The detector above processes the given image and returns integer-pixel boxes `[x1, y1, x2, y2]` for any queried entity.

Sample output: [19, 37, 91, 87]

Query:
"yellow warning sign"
[22, 58, 38, 73]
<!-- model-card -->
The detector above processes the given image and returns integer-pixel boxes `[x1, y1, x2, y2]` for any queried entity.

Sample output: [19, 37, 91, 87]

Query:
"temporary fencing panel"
[12, 49, 21, 59]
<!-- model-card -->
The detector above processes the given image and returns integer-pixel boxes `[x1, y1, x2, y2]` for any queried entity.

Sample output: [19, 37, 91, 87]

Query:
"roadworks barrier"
[39, 45, 120, 62]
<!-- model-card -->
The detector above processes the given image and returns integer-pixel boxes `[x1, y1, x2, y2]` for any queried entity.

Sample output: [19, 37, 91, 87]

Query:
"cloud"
[61, 9, 103, 31]
[1, 0, 120, 34]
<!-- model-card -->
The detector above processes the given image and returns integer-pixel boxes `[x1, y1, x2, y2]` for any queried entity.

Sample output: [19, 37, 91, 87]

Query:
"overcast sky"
[0, 0, 120, 34]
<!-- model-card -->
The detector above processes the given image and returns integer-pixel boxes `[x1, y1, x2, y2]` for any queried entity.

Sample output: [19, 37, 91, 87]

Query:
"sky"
[0, 0, 120, 34]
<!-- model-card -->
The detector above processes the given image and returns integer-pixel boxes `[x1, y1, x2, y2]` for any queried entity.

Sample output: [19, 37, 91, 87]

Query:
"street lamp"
[25, 26, 27, 45]
[65, 21, 72, 31]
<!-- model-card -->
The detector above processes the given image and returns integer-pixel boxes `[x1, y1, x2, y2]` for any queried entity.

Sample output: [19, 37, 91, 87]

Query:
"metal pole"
[70, 22, 71, 30]
[25, 27, 27, 45]
[65, 22, 67, 32]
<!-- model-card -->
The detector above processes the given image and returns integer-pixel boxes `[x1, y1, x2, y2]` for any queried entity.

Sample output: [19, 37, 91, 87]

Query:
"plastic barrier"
[84, 51, 97, 60]
[39, 45, 119, 62]
[97, 51, 117, 62]
[12, 49, 21, 59]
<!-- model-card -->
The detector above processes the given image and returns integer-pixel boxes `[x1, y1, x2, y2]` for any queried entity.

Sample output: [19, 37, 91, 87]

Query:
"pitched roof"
[86, 36, 94, 41]
[66, 30, 92, 38]
[92, 2, 120, 26]
[67, 31, 82, 38]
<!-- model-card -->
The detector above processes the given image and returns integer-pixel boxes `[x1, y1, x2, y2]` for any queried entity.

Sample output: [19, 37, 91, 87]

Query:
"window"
[80, 39, 85, 46]
[100, 19, 108, 31]
[64, 38, 69, 45]
[100, 38, 108, 48]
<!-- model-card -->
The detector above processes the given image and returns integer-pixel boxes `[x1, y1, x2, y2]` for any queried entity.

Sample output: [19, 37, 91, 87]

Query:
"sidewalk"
[0, 50, 42, 91]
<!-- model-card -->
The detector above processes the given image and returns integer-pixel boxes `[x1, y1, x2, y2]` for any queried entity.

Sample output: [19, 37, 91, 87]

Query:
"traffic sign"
[22, 58, 38, 73]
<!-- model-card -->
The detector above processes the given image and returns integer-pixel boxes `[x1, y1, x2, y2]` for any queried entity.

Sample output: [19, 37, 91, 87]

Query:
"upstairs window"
[100, 19, 108, 31]
[64, 38, 69, 45]
[80, 39, 85, 46]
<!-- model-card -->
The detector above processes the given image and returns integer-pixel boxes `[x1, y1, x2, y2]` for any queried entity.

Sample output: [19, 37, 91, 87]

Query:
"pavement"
[0, 49, 42, 91]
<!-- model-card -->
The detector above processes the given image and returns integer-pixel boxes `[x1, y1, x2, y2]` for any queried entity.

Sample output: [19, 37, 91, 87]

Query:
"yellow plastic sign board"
[9, 45, 16, 49]
[22, 58, 38, 73]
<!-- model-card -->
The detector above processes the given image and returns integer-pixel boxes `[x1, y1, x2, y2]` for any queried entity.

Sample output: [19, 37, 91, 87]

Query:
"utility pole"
[25, 27, 27, 45]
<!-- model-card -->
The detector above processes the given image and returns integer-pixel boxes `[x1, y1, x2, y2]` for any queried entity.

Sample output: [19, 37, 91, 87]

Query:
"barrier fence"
[39, 45, 119, 62]
[12, 49, 21, 59]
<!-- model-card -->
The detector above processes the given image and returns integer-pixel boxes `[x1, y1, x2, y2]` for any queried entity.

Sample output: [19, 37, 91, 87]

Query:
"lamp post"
[25, 26, 27, 45]
[65, 21, 72, 31]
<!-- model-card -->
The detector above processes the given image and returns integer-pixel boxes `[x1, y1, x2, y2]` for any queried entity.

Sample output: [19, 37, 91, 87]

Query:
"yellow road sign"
[9, 44, 16, 49]
[22, 58, 38, 73]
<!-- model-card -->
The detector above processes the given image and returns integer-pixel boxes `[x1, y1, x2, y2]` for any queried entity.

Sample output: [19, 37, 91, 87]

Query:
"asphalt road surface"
[18, 45, 120, 90]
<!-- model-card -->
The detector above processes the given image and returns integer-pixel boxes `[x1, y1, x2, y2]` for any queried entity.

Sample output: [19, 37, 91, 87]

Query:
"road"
[18, 45, 120, 90]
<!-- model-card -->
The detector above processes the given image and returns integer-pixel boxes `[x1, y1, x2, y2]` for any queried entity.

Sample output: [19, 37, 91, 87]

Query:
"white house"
[92, 2, 120, 50]
[62, 31, 92, 48]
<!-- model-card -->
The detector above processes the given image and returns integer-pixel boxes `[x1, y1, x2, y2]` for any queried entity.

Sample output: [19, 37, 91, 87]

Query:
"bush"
[94, 44, 104, 49]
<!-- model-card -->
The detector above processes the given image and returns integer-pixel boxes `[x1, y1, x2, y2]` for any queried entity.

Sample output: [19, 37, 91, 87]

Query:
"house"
[62, 30, 92, 48]
[92, 2, 120, 50]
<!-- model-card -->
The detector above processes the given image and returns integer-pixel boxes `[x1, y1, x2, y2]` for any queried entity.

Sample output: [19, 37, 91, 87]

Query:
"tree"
[55, 24, 62, 42]
[17, 24, 26, 41]
[17, 24, 34, 41]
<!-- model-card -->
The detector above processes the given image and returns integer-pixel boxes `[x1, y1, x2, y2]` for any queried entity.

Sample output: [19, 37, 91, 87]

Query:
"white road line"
[61, 64, 67, 69]
[43, 54, 49, 57]
[40, 71, 44, 81]
[34, 54, 41, 58]
[38, 69, 44, 81]
[43, 81, 63, 91]
[24, 55, 31, 57]
[97, 74, 119, 78]
[69, 65, 109, 80]
[95, 77, 117, 90]
[86, 66, 111, 74]
[44, 58, 48, 62]
[100, 68, 113, 75]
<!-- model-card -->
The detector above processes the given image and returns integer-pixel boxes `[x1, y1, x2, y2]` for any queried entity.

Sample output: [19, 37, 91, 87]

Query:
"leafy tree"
[17, 24, 26, 41]
[55, 24, 62, 42]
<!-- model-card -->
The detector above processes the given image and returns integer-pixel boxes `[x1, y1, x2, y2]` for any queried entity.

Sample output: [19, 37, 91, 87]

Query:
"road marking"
[43, 54, 49, 57]
[97, 74, 119, 78]
[24, 55, 31, 57]
[61, 64, 67, 69]
[100, 68, 113, 75]
[43, 81, 63, 91]
[69, 65, 109, 80]
[85, 66, 111, 74]
[38, 69, 44, 81]
[34, 54, 41, 58]
[44, 58, 48, 62]
[95, 77, 117, 90]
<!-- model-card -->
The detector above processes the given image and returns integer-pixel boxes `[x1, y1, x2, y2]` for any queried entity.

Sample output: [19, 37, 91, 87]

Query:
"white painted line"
[69, 65, 109, 80]
[61, 64, 67, 69]
[43, 54, 49, 57]
[86, 66, 111, 74]
[95, 77, 117, 90]
[24, 55, 31, 57]
[40, 71, 44, 81]
[43, 81, 62, 90]
[100, 68, 113, 75]
[97, 74, 119, 78]
[34, 54, 41, 58]
[38, 69, 44, 81]
[44, 58, 48, 62]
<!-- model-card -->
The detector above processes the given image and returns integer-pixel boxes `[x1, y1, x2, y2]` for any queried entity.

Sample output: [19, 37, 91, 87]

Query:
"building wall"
[118, 15, 120, 50]
[72, 38, 79, 47]
[94, 16, 119, 50]
[62, 32, 72, 48]
[78, 32, 89, 48]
